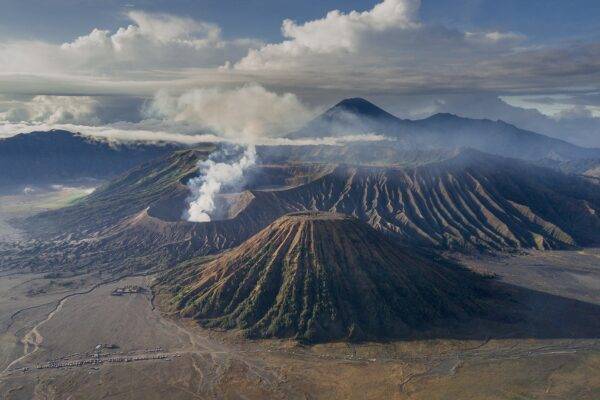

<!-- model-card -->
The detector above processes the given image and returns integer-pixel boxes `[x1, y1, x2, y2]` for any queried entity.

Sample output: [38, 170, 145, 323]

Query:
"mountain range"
[8, 146, 599, 275]
[3, 97, 600, 274]
[2, 98, 599, 192]
[0, 129, 181, 189]
[291, 98, 600, 164]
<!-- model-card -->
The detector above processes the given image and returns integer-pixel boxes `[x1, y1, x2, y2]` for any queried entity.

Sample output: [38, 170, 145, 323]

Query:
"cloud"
[0, 95, 101, 124]
[0, 119, 389, 149]
[233, 0, 526, 80]
[235, 0, 420, 70]
[124, 11, 220, 42]
[143, 84, 315, 141]
[229, 1, 599, 104]
[465, 31, 525, 43]
[0, 11, 260, 76]
[185, 145, 256, 222]
[0, 1, 599, 143]
[0, 1, 597, 99]
[555, 105, 595, 120]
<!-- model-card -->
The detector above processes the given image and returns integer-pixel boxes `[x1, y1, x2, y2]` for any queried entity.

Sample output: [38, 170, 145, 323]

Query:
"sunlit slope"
[159, 212, 498, 342]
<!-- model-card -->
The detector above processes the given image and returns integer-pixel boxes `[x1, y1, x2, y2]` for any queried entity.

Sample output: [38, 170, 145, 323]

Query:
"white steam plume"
[184, 145, 256, 222]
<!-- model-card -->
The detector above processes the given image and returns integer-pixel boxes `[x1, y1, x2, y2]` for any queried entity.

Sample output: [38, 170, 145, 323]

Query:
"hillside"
[250, 150, 600, 251]
[0, 130, 181, 189]
[535, 157, 600, 178]
[26, 144, 216, 237]
[290, 98, 600, 162]
[157, 212, 499, 342]
[8, 148, 600, 275]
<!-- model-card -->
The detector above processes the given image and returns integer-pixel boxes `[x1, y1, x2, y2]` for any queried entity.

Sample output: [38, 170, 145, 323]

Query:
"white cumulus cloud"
[0, 96, 100, 125]
[0, 11, 260, 76]
[233, 0, 524, 77]
[0, 0, 599, 142]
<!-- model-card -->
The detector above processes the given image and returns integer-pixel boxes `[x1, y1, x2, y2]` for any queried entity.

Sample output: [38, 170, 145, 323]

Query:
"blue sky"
[2, 0, 599, 44]
[0, 0, 599, 146]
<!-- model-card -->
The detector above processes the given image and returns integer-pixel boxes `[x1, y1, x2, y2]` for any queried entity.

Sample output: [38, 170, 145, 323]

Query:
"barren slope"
[251, 150, 600, 251]
[8, 149, 600, 274]
[159, 212, 497, 342]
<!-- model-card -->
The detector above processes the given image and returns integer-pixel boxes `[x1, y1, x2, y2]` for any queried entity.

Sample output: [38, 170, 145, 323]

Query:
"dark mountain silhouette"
[292, 98, 411, 139]
[290, 98, 600, 162]
[0, 130, 181, 189]
[157, 212, 500, 342]
[322, 97, 401, 123]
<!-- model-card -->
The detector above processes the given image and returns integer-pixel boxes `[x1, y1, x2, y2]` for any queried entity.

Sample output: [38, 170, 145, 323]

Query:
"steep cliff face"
[159, 212, 496, 342]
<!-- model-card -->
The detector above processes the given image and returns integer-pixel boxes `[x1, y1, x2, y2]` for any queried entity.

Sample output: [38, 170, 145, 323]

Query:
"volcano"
[289, 98, 600, 162]
[14, 147, 600, 275]
[160, 212, 497, 343]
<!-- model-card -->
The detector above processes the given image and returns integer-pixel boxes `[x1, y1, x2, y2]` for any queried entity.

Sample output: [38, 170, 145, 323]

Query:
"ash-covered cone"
[164, 212, 496, 342]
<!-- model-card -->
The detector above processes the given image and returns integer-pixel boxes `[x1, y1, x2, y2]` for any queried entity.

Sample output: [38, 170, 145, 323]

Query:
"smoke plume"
[184, 144, 256, 222]
[144, 84, 313, 141]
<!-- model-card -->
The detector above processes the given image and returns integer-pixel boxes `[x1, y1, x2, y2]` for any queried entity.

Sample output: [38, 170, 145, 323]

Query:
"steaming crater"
[147, 164, 334, 223]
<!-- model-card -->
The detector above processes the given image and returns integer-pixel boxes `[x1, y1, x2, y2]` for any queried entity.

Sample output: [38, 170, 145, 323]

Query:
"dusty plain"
[0, 249, 597, 399]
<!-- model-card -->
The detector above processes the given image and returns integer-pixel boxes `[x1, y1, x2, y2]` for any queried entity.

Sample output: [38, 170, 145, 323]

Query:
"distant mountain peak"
[288, 98, 600, 161]
[328, 97, 398, 120]
[334, 97, 378, 109]
[427, 112, 461, 121]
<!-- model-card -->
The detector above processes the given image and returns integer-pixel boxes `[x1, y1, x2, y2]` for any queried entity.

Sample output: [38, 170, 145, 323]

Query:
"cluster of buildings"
[34, 353, 169, 370]
[7, 345, 173, 375]
[111, 285, 145, 296]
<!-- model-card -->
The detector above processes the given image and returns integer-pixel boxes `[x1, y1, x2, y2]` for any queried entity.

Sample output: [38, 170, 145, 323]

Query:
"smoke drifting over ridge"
[144, 84, 313, 142]
[145, 85, 387, 222]
[0, 84, 394, 148]
[0, 85, 388, 223]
